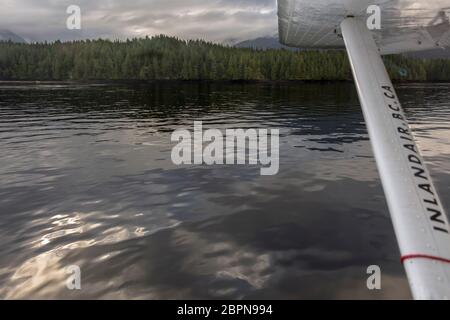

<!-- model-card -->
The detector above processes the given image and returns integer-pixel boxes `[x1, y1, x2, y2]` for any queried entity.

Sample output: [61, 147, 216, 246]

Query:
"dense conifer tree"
[0, 35, 448, 81]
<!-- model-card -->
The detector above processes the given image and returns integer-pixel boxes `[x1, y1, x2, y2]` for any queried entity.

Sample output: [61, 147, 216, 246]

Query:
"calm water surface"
[0, 82, 449, 299]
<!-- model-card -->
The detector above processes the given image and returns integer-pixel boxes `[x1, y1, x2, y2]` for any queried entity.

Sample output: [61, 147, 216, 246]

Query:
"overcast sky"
[0, 0, 278, 43]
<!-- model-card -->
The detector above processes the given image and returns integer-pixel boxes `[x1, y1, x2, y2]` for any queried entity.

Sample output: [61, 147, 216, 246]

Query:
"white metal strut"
[341, 18, 450, 300]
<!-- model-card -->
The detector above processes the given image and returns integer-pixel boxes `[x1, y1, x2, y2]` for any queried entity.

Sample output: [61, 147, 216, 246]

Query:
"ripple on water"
[0, 82, 449, 299]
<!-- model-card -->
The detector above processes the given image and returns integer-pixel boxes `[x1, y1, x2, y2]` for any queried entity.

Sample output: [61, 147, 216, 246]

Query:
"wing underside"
[278, 0, 450, 54]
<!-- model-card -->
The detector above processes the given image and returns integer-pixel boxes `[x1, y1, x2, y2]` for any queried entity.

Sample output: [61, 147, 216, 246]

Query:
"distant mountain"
[0, 30, 26, 43]
[222, 38, 242, 47]
[234, 36, 299, 51]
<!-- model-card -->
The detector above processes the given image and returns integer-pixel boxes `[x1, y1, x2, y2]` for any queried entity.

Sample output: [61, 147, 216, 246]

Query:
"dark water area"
[0, 81, 449, 299]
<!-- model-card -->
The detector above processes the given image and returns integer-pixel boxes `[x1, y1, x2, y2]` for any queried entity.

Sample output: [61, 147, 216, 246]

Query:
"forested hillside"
[1, 35, 449, 81]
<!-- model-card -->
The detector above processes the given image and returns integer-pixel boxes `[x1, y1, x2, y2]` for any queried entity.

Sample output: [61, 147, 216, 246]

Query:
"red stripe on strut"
[401, 254, 450, 264]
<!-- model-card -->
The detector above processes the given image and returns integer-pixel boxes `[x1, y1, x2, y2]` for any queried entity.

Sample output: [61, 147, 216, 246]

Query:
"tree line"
[0, 35, 449, 81]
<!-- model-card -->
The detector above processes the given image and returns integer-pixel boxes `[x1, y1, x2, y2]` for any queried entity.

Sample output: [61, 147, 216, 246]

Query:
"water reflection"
[0, 82, 449, 299]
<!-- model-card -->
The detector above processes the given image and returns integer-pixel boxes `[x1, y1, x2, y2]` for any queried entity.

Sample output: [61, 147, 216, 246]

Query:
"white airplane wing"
[279, 0, 450, 54]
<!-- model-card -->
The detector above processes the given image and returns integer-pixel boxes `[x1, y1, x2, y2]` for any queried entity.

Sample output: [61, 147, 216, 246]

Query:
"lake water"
[0, 82, 449, 299]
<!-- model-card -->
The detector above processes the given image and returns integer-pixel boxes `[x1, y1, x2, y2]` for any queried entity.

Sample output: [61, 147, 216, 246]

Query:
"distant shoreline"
[2, 36, 449, 82]
[1, 79, 450, 85]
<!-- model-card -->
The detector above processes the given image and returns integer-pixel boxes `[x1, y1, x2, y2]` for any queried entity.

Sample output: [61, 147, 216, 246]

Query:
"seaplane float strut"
[278, 0, 450, 299]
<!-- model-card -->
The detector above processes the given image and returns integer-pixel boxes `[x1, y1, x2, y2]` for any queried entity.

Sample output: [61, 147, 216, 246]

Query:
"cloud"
[0, 0, 278, 42]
